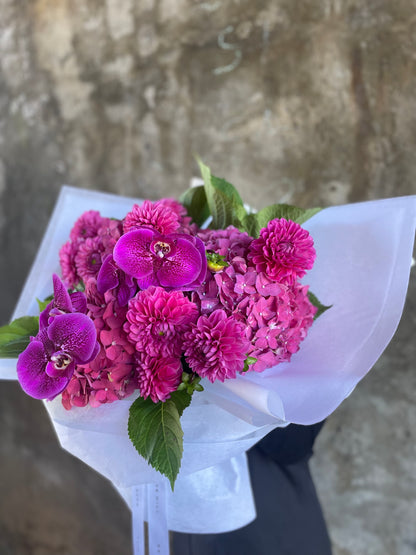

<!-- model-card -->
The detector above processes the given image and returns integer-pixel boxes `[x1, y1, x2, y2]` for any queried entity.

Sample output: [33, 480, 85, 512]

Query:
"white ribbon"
[131, 483, 169, 555]
[132, 485, 146, 555]
[148, 483, 169, 555]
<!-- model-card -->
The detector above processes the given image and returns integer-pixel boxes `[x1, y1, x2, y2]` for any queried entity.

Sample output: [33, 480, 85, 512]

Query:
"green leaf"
[197, 158, 246, 229]
[240, 204, 322, 238]
[170, 389, 192, 417]
[242, 356, 257, 372]
[179, 185, 210, 227]
[0, 316, 39, 358]
[307, 291, 332, 320]
[37, 295, 53, 313]
[128, 391, 191, 490]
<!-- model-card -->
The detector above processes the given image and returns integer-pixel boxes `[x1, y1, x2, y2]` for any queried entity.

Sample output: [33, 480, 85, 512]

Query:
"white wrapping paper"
[1, 187, 415, 535]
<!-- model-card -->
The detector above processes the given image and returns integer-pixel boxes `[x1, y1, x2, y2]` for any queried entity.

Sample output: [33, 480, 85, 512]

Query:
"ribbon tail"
[148, 482, 169, 555]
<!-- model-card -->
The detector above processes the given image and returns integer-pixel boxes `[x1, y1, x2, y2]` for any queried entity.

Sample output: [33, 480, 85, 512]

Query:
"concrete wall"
[1, 1, 415, 553]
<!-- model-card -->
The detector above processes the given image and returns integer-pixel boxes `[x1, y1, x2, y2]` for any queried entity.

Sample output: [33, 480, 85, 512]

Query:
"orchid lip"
[151, 239, 175, 258]
[51, 352, 73, 370]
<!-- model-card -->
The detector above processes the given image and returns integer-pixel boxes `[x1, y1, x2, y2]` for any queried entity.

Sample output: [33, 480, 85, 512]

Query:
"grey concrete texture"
[0, 0, 415, 553]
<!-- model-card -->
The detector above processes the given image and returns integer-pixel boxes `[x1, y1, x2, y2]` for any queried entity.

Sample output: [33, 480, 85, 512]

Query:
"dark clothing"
[172, 422, 332, 555]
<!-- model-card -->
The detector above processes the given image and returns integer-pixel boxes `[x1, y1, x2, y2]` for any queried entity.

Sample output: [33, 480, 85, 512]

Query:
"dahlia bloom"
[125, 286, 198, 357]
[75, 236, 105, 282]
[123, 200, 180, 235]
[59, 240, 80, 288]
[183, 310, 250, 383]
[248, 218, 316, 284]
[156, 198, 198, 234]
[113, 228, 207, 291]
[136, 354, 183, 403]
[70, 210, 109, 242]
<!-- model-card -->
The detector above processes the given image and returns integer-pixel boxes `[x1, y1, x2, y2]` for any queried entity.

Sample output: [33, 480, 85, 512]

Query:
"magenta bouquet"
[4, 160, 326, 490]
[1, 161, 415, 554]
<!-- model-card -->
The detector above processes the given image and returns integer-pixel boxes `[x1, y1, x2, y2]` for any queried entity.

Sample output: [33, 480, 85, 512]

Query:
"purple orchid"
[40, 274, 87, 329]
[17, 312, 99, 400]
[96, 254, 136, 306]
[113, 228, 207, 290]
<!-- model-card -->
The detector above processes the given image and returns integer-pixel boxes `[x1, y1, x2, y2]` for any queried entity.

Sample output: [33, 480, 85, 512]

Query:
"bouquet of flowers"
[1, 160, 327, 490]
[1, 161, 415, 554]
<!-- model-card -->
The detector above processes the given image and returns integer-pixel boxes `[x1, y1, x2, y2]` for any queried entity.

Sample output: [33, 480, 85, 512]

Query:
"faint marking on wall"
[197, 1, 221, 12]
[33, 0, 93, 120]
[105, 0, 134, 40]
[213, 26, 242, 75]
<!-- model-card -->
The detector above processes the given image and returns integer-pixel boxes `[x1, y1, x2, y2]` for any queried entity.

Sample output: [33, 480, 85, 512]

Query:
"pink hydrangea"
[97, 219, 123, 255]
[100, 327, 135, 362]
[236, 283, 317, 372]
[123, 200, 180, 235]
[248, 218, 316, 285]
[198, 226, 252, 261]
[183, 310, 250, 382]
[62, 347, 137, 409]
[125, 286, 198, 357]
[135, 354, 183, 403]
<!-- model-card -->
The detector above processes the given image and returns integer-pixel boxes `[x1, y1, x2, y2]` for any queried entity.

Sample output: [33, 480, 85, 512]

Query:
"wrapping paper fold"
[1, 187, 415, 534]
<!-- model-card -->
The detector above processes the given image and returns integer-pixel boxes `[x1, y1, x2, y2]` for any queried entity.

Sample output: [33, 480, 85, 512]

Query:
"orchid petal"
[52, 274, 73, 312]
[39, 301, 53, 330]
[157, 237, 202, 288]
[47, 313, 97, 363]
[97, 254, 119, 294]
[45, 356, 75, 379]
[69, 292, 87, 314]
[113, 228, 155, 278]
[17, 340, 69, 400]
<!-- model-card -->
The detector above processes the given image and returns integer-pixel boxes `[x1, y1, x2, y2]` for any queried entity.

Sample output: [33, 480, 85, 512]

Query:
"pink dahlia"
[136, 354, 182, 403]
[183, 310, 250, 383]
[248, 218, 316, 284]
[156, 198, 198, 234]
[59, 240, 81, 288]
[123, 200, 180, 235]
[75, 236, 104, 282]
[70, 210, 108, 242]
[125, 286, 198, 357]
